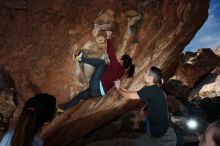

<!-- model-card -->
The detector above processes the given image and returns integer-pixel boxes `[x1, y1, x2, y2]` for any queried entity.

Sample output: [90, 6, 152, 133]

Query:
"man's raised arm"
[114, 80, 139, 100]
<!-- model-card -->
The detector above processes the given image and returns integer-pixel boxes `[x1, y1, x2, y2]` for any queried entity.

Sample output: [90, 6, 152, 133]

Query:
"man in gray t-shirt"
[114, 66, 176, 146]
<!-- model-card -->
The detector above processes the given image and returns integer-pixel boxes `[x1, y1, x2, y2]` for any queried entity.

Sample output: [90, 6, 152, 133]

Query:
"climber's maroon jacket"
[101, 38, 125, 93]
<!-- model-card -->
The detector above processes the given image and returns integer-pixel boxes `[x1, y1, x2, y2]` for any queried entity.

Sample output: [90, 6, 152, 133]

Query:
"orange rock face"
[0, 0, 210, 145]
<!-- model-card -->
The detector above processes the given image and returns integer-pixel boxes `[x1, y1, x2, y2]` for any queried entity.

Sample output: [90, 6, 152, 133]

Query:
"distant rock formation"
[172, 48, 220, 88]
[215, 47, 220, 56]
[168, 47, 220, 99]
[163, 79, 190, 104]
[190, 71, 219, 98]
[163, 48, 220, 117]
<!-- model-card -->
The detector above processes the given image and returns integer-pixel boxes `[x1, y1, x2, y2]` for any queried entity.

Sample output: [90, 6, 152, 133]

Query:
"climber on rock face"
[58, 31, 135, 111]
[114, 66, 177, 146]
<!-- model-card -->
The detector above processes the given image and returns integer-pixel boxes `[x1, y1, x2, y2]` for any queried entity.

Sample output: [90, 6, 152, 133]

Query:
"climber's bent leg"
[82, 57, 106, 68]
[89, 59, 106, 97]
[61, 88, 91, 110]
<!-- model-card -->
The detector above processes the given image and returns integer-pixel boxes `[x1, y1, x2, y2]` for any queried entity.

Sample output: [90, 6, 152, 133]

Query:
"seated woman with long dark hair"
[59, 31, 135, 111]
[0, 93, 56, 146]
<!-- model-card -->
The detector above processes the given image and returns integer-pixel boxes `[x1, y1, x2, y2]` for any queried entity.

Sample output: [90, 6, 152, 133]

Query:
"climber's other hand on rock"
[106, 30, 112, 38]
[114, 79, 120, 90]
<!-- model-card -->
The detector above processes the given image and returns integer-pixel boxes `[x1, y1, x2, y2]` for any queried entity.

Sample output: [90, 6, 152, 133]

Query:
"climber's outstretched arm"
[106, 31, 118, 63]
[114, 80, 139, 100]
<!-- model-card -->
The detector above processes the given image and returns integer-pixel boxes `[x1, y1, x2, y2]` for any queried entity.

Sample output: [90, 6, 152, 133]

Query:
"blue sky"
[184, 0, 220, 52]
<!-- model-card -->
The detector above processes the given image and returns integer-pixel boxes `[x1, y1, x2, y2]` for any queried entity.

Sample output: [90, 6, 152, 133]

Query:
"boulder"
[0, 0, 210, 145]
[163, 79, 190, 104]
[215, 47, 220, 56]
[190, 70, 220, 98]
[0, 89, 16, 139]
[172, 49, 220, 88]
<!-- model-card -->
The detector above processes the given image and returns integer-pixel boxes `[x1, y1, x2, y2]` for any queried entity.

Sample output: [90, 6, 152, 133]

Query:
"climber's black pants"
[62, 57, 106, 110]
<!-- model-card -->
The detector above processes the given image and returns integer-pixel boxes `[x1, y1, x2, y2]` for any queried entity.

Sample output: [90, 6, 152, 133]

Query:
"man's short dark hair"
[149, 66, 163, 85]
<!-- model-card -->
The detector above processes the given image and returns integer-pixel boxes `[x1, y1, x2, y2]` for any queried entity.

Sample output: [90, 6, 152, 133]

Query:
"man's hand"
[114, 80, 140, 100]
[140, 105, 148, 118]
[114, 79, 121, 90]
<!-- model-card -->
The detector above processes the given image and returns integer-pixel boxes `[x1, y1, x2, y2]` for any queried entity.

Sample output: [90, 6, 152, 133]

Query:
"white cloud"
[199, 36, 218, 43]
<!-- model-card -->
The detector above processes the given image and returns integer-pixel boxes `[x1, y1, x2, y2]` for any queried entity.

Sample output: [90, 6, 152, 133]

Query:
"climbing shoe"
[57, 107, 64, 114]
[75, 50, 84, 62]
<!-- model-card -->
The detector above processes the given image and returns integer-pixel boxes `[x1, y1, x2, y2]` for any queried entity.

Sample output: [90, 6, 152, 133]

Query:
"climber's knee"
[90, 90, 101, 98]
[98, 60, 106, 66]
